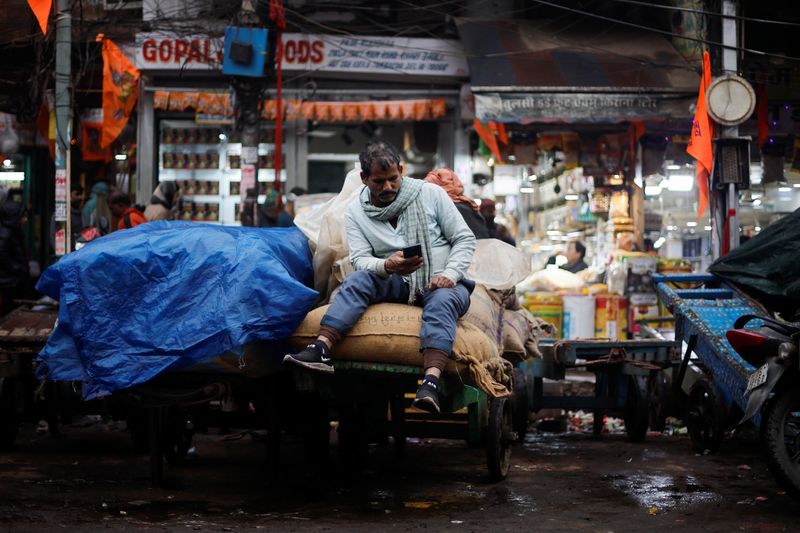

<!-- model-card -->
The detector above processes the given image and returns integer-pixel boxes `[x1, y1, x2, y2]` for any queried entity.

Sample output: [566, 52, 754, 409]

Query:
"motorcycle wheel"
[762, 387, 800, 501]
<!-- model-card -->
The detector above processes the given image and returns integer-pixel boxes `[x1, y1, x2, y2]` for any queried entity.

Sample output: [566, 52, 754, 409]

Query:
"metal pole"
[236, 0, 261, 226]
[54, 0, 72, 254]
[721, 0, 739, 253]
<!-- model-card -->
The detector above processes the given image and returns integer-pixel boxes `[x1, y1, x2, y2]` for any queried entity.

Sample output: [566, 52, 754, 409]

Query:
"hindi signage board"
[280, 34, 468, 78]
[474, 92, 693, 122]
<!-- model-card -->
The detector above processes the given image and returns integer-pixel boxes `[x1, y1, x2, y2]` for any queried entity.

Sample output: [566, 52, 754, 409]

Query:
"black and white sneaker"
[412, 379, 440, 414]
[283, 342, 334, 374]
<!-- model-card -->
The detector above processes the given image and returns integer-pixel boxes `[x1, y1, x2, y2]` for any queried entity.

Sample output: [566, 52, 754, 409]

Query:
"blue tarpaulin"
[36, 221, 318, 397]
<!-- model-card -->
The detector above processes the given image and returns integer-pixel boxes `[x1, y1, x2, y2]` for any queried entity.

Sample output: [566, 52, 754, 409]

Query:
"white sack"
[467, 238, 531, 290]
[294, 169, 363, 302]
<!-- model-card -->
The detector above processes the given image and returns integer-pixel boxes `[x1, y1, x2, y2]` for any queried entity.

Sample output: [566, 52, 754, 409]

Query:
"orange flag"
[489, 121, 509, 145]
[99, 37, 140, 147]
[686, 51, 714, 219]
[474, 119, 502, 162]
[28, 0, 51, 35]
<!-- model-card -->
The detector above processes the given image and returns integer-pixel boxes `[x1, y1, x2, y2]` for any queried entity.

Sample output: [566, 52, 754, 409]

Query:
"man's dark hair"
[71, 184, 84, 194]
[109, 192, 131, 207]
[573, 240, 586, 260]
[359, 140, 402, 177]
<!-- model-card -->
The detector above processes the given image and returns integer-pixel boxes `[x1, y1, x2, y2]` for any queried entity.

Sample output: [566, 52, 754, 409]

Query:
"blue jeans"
[321, 271, 474, 354]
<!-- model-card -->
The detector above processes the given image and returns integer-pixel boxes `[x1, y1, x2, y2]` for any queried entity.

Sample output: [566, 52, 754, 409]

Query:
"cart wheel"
[686, 378, 727, 453]
[148, 407, 165, 488]
[624, 375, 650, 443]
[593, 373, 608, 436]
[648, 371, 671, 433]
[389, 395, 406, 459]
[0, 377, 19, 451]
[164, 414, 194, 465]
[511, 369, 529, 443]
[486, 397, 513, 481]
[592, 409, 605, 436]
[338, 404, 368, 472]
[127, 408, 149, 454]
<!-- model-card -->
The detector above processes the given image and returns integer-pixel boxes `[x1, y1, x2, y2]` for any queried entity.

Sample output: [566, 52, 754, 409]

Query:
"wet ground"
[0, 418, 798, 532]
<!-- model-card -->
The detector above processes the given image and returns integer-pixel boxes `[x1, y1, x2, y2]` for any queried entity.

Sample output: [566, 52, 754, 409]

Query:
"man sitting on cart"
[284, 140, 477, 414]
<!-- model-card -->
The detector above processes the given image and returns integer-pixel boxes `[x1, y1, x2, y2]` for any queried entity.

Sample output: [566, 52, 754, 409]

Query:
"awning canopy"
[457, 18, 699, 123]
[152, 91, 448, 122]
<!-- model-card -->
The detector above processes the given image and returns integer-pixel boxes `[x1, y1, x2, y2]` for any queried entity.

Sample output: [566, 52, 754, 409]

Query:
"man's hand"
[427, 275, 455, 291]
[385, 250, 423, 275]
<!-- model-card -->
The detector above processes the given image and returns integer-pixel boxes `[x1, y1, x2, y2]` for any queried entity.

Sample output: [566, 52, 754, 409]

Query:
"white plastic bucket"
[562, 295, 596, 339]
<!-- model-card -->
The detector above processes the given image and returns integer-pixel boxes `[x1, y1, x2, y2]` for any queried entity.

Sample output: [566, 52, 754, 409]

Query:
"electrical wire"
[606, 0, 800, 28]
[529, 0, 800, 63]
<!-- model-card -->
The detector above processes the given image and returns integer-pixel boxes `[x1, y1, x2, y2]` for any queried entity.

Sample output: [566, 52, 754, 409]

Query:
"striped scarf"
[361, 177, 431, 303]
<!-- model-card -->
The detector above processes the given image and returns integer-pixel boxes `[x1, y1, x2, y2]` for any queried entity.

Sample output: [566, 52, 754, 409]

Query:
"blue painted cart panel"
[656, 274, 764, 426]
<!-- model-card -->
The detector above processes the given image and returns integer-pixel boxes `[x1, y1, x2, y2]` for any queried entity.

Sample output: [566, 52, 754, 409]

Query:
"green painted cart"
[297, 360, 516, 481]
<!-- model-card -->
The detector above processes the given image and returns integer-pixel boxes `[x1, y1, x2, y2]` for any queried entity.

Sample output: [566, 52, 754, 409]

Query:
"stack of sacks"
[290, 302, 512, 398]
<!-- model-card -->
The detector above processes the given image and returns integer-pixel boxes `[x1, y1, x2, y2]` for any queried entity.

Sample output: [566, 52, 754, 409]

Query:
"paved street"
[1, 419, 798, 532]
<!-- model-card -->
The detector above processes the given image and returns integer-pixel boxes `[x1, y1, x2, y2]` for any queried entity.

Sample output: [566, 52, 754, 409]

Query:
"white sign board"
[134, 32, 469, 78]
[135, 32, 225, 70]
[280, 34, 468, 78]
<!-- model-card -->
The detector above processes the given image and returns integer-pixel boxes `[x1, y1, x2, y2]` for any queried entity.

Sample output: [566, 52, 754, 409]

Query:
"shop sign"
[135, 32, 224, 70]
[475, 93, 693, 122]
[135, 32, 468, 77]
[240, 165, 256, 202]
[280, 33, 468, 78]
[54, 169, 67, 222]
[54, 228, 65, 256]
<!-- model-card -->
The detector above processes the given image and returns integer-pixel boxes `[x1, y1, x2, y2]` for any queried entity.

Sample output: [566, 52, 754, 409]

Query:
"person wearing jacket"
[82, 181, 112, 235]
[424, 168, 490, 239]
[109, 192, 147, 230]
[283, 140, 476, 414]
[0, 188, 29, 314]
[144, 181, 180, 222]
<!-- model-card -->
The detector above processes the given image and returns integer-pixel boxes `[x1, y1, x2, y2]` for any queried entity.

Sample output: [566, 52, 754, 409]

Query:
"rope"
[451, 351, 513, 398]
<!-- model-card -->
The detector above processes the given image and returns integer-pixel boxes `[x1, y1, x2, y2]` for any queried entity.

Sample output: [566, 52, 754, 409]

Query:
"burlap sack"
[501, 308, 554, 363]
[290, 303, 511, 397]
[461, 284, 504, 351]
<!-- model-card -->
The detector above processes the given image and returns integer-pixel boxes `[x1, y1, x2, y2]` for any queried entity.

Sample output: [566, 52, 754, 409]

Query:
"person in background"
[49, 184, 85, 253]
[561, 240, 589, 273]
[109, 192, 146, 230]
[284, 187, 307, 220]
[0, 187, 29, 315]
[257, 186, 295, 228]
[81, 181, 112, 235]
[144, 181, 181, 222]
[240, 187, 258, 227]
[70, 185, 84, 239]
[283, 140, 476, 414]
[496, 224, 516, 246]
[479, 198, 515, 246]
[424, 168, 490, 239]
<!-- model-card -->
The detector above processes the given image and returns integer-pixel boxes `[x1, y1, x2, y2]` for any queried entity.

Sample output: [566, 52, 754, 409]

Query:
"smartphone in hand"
[402, 244, 422, 258]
